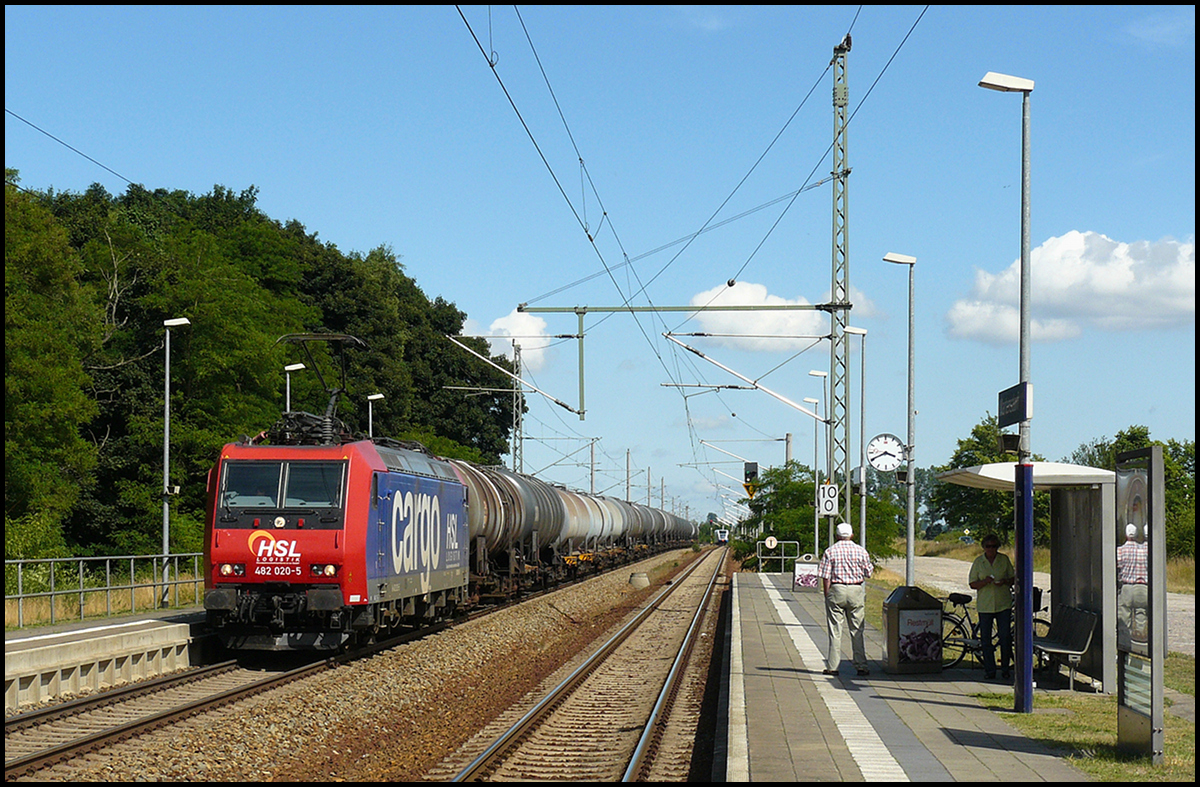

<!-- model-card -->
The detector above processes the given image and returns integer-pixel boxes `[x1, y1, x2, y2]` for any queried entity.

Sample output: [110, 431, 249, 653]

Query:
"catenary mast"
[829, 34, 853, 534]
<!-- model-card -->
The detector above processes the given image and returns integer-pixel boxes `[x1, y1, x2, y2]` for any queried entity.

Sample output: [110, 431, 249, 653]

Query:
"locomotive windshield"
[221, 460, 346, 509]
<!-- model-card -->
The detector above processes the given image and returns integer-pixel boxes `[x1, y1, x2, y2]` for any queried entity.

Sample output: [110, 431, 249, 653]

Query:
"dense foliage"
[1065, 425, 1195, 559]
[927, 415, 1194, 558]
[5, 172, 519, 559]
[729, 460, 905, 566]
[6, 172, 1194, 562]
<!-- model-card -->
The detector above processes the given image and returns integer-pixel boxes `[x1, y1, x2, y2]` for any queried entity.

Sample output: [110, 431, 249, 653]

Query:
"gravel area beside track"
[21, 548, 704, 783]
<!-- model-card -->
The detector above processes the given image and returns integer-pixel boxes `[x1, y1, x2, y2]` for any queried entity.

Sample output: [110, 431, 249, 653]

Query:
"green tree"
[296, 243, 515, 463]
[737, 461, 902, 566]
[5, 173, 100, 558]
[927, 414, 1052, 547]
[1067, 426, 1195, 558]
[58, 183, 315, 555]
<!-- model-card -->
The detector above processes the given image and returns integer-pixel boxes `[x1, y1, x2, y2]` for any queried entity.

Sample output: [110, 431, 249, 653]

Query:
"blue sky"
[6, 6, 1195, 522]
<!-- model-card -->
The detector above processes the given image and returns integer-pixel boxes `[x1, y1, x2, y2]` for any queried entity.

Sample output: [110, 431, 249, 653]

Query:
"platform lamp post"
[284, 363, 305, 412]
[803, 396, 821, 556]
[980, 69, 1035, 714]
[367, 393, 384, 439]
[844, 326, 867, 550]
[161, 317, 190, 607]
[883, 252, 916, 585]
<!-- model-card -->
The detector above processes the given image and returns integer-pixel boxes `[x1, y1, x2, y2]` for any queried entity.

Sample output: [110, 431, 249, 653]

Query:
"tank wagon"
[203, 414, 694, 652]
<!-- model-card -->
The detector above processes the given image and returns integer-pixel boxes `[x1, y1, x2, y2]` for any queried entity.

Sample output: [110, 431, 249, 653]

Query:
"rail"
[4, 553, 204, 629]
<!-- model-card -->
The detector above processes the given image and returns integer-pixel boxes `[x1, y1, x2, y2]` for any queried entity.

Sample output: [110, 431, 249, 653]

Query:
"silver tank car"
[448, 460, 507, 552]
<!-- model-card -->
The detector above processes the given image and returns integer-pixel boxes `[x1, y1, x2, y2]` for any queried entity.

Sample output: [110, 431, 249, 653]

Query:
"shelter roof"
[936, 461, 1114, 491]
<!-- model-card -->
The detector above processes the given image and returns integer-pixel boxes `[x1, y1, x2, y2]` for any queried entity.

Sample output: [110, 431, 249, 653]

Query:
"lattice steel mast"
[829, 34, 853, 527]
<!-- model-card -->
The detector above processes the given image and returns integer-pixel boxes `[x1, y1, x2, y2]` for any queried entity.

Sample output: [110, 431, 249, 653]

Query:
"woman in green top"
[968, 533, 1015, 680]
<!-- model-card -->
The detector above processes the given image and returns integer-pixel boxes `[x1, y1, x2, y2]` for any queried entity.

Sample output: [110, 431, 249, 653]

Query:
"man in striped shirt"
[818, 521, 874, 676]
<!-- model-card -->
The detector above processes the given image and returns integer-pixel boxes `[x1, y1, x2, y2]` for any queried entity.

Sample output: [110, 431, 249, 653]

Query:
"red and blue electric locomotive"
[203, 411, 695, 652]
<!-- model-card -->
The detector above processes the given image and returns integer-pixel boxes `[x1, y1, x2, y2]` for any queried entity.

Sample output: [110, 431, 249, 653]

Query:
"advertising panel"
[895, 609, 942, 663]
[366, 471, 468, 597]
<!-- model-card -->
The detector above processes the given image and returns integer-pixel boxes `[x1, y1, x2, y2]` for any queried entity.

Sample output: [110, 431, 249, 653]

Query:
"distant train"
[203, 410, 695, 652]
[714, 528, 730, 545]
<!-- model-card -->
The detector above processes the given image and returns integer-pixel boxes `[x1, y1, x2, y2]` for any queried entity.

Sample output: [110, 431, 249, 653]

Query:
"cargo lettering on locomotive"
[391, 490, 443, 593]
[369, 471, 467, 599]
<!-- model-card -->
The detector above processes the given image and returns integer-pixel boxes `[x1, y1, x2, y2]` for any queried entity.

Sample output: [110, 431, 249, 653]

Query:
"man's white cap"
[1125, 523, 1138, 539]
[836, 522, 853, 539]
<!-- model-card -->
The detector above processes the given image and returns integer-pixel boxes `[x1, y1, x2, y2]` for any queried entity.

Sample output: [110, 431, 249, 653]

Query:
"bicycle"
[940, 587, 1051, 670]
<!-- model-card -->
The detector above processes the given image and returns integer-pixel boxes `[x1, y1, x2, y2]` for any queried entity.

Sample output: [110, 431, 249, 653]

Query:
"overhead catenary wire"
[456, 6, 930, 510]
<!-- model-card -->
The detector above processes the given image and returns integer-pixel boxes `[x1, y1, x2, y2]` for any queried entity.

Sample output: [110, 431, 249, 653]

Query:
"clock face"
[867, 433, 905, 472]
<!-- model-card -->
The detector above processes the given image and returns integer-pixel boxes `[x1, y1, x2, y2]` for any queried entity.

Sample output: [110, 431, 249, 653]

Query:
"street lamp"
[980, 69, 1035, 714]
[883, 252, 917, 586]
[804, 396, 821, 555]
[162, 317, 190, 606]
[284, 363, 305, 412]
[845, 326, 867, 550]
[367, 393, 385, 438]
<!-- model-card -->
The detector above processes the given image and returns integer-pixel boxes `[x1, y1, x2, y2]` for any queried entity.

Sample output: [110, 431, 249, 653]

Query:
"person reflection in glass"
[1116, 522, 1148, 650]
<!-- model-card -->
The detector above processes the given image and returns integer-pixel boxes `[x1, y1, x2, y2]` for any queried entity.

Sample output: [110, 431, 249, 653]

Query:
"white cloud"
[1126, 8, 1195, 48]
[486, 309, 552, 372]
[680, 6, 731, 33]
[686, 280, 832, 351]
[947, 231, 1195, 343]
[679, 414, 734, 431]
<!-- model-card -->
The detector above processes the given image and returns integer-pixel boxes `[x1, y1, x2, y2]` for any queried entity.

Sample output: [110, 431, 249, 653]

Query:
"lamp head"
[979, 71, 1034, 93]
[882, 252, 916, 266]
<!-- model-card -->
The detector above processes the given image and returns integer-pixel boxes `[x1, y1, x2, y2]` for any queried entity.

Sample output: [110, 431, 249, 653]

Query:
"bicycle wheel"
[941, 614, 970, 668]
[998, 615, 1053, 669]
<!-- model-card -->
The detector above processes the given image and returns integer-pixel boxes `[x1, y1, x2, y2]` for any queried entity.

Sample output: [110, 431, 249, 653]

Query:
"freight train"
[203, 410, 695, 652]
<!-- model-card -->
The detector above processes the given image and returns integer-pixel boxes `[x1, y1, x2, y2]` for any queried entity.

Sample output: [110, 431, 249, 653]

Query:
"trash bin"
[883, 586, 943, 674]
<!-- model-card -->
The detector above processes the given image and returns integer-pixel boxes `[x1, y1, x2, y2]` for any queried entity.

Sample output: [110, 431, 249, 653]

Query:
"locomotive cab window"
[283, 461, 345, 508]
[222, 462, 283, 508]
[221, 460, 346, 510]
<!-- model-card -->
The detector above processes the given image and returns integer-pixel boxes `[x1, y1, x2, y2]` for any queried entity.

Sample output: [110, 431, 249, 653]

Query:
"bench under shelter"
[937, 461, 1116, 693]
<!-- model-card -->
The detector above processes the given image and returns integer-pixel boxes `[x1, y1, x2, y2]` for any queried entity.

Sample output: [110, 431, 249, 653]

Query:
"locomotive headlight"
[311, 564, 339, 577]
[219, 563, 245, 577]
[323, 564, 338, 577]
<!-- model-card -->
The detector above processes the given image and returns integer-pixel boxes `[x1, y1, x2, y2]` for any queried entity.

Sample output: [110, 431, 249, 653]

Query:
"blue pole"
[1014, 462, 1034, 713]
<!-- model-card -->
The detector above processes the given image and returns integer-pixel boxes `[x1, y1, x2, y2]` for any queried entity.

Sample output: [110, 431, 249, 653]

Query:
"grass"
[868, 547, 1196, 782]
[977, 685, 1195, 781]
[5, 574, 204, 630]
[913, 538, 1195, 596]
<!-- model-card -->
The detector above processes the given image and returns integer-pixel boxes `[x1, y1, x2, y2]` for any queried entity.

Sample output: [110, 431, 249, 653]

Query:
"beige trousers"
[825, 583, 867, 670]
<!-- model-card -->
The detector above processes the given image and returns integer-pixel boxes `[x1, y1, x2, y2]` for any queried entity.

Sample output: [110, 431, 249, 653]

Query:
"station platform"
[718, 572, 1089, 782]
[4, 608, 207, 711]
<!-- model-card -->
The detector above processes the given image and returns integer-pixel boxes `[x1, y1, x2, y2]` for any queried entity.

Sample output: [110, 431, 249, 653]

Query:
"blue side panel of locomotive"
[365, 469, 469, 603]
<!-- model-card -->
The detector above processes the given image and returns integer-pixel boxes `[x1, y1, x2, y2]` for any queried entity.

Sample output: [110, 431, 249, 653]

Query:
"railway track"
[4, 548, 719, 781]
[428, 546, 726, 782]
[3, 659, 330, 780]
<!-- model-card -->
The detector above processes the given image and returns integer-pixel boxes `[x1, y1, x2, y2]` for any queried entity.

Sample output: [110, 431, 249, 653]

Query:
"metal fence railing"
[4, 553, 204, 630]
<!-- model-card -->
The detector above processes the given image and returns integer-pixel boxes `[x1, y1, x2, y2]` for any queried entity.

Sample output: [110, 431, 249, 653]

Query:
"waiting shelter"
[936, 461, 1116, 692]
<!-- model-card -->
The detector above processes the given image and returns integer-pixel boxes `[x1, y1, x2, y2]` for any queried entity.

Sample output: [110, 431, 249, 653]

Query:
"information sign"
[817, 483, 839, 517]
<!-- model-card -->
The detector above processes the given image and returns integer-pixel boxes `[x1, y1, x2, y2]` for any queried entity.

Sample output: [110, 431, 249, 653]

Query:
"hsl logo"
[247, 530, 301, 561]
[391, 491, 441, 592]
